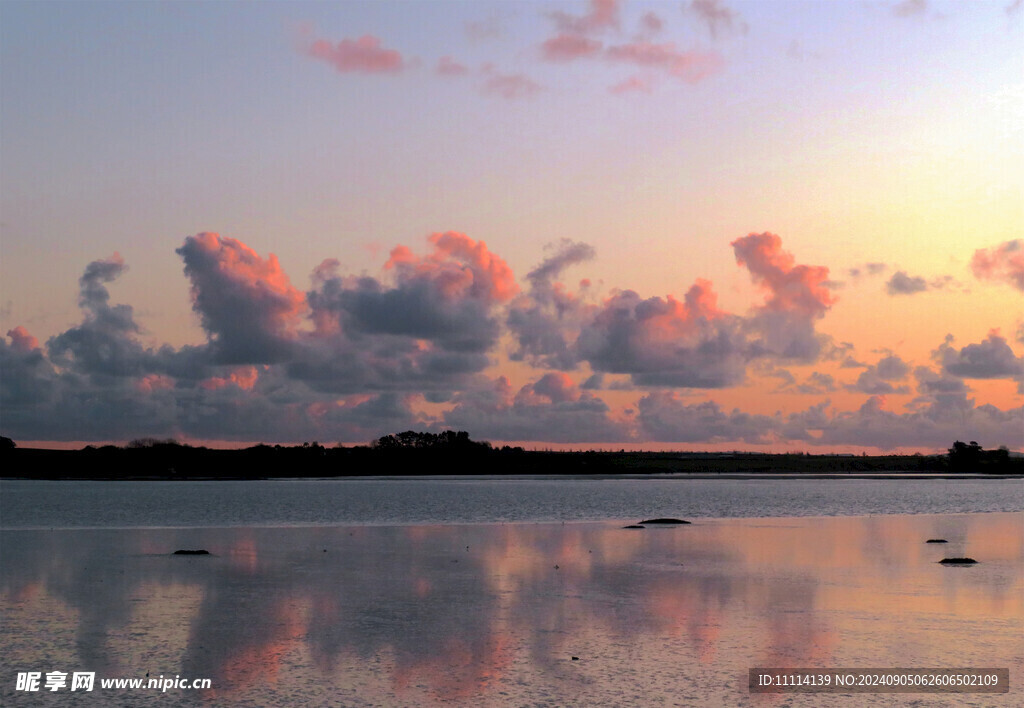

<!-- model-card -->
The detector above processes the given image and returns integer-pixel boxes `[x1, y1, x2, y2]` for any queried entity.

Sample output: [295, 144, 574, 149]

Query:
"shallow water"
[2, 477, 1022, 528]
[1, 513, 1021, 706]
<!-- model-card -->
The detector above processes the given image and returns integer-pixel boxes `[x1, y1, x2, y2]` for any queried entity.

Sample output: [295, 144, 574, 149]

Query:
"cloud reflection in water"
[1, 514, 1021, 705]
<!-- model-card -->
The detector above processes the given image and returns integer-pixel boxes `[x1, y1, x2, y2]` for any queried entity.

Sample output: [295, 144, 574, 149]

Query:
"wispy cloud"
[303, 34, 406, 74]
[548, 0, 621, 35]
[685, 0, 748, 39]
[540, 33, 604, 62]
[436, 56, 470, 76]
[480, 69, 542, 99]
[605, 41, 723, 83]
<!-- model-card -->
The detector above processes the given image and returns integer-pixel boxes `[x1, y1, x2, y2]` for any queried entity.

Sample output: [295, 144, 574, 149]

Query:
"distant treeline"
[0, 433, 1020, 480]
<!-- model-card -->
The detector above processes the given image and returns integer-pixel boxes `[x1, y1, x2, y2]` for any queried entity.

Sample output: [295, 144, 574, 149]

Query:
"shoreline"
[4, 472, 1021, 481]
[5, 443, 1022, 480]
[4, 508, 1021, 534]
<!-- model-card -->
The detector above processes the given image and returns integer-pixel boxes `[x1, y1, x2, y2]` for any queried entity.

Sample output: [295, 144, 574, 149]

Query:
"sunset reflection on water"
[2, 513, 1021, 706]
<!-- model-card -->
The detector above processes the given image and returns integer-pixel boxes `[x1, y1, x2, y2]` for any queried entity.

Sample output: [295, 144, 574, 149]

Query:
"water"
[2, 478, 1022, 705]
[2, 514, 1021, 706]
[2, 476, 1022, 528]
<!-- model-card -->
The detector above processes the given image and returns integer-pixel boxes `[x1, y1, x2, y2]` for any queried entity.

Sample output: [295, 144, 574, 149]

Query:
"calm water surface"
[1, 478, 1021, 706]
[2, 477, 1022, 528]
[1, 514, 1021, 706]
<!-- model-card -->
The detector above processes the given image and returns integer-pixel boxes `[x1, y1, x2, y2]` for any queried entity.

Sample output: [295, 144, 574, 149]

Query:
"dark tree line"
[2, 432, 1021, 479]
[948, 440, 1012, 473]
[372, 430, 491, 452]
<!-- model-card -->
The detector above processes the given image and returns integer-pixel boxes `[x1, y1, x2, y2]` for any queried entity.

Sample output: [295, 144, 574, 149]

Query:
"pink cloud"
[517, 372, 580, 405]
[436, 56, 469, 76]
[550, 0, 620, 35]
[731, 233, 836, 317]
[305, 35, 405, 74]
[541, 33, 603, 62]
[176, 233, 307, 364]
[386, 232, 519, 304]
[137, 374, 175, 394]
[7, 326, 39, 353]
[971, 239, 1024, 292]
[200, 366, 260, 391]
[605, 42, 723, 83]
[687, 0, 748, 39]
[577, 278, 748, 388]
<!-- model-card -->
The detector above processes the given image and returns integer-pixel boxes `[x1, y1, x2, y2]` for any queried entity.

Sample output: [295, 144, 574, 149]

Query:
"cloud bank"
[2, 232, 1021, 450]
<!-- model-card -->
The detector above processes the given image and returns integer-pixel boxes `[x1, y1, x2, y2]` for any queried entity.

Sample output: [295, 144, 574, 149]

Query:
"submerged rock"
[925, 539, 948, 544]
[622, 524, 646, 529]
[638, 518, 691, 525]
[173, 549, 210, 555]
[939, 557, 978, 565]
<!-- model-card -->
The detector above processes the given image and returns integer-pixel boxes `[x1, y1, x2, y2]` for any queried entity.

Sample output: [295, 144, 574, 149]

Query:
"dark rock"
[571, 656, 580, 661]
[925, 539, 948, 544]
[173, 549, 210, 555]
[939, 557, 978, 565]
[623, 524, 646, 529]
[639, 518, 691, 525]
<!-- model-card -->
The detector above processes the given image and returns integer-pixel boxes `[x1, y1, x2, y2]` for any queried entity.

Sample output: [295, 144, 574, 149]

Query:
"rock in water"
[938, 557, 978, 565]
[925, 539, 948, 543]
[622, 524, 646, 529]
[173, 549, 210, 555]
[638, 518, 691, 525]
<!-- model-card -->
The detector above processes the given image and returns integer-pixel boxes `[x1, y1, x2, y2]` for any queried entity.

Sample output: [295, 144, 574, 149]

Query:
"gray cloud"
[938, 332, 1024, 380]
[795, 371, 837, 395]
[177, 234, 305, 365]
[443, 374, 629, 443]
[814, 394, 1023, 451]
[847, 262, 888, 280]
[885, 270, 957, 296]
[848, 354, 912, 395]
[1, 330, 57, 409]
[507, 240, 596, 370]
[885, 271, 928, 295]
[637, 392, 779, 444]
[686, 0, 748, 39]
[576, 287, 750, 388]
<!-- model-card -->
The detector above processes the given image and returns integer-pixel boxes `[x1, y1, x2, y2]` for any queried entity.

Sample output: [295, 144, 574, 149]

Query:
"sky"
[1, 0, 1022, 452]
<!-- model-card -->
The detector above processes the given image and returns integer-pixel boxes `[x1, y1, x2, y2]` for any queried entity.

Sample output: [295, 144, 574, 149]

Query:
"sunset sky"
[1, 0, 1022, 452]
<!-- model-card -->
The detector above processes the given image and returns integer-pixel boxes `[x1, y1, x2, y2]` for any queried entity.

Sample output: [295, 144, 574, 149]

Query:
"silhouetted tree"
[372, 430, 491, 452]
[948, 440, 982, 471]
